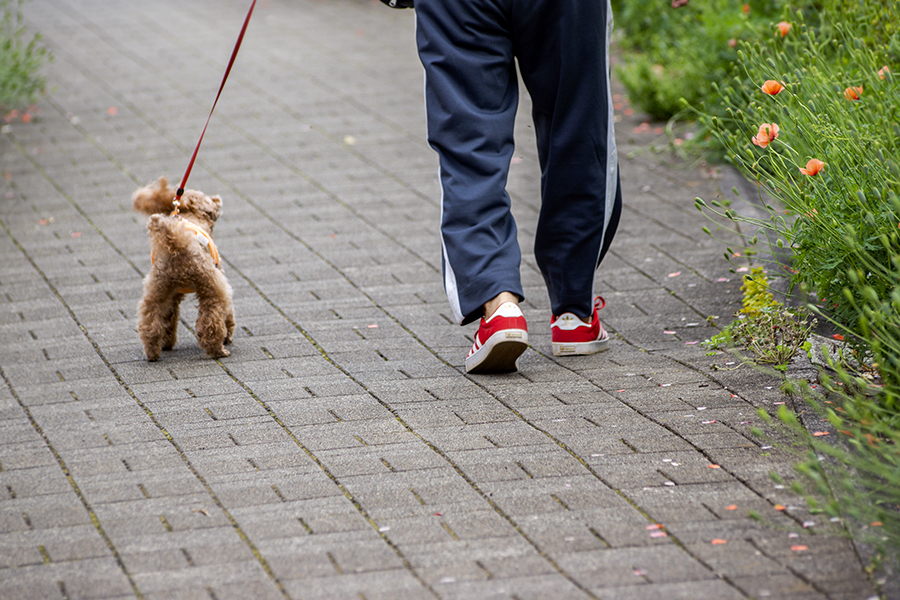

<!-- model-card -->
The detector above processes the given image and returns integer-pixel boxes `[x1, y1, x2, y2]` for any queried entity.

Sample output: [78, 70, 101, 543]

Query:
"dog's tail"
[133, 176, 177, 215]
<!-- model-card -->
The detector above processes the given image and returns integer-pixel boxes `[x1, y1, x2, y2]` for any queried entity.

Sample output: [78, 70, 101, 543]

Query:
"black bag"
[380, 0, 414, 8]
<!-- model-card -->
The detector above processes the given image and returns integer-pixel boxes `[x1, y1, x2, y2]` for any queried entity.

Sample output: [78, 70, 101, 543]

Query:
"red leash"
[173, 0, 257, 207]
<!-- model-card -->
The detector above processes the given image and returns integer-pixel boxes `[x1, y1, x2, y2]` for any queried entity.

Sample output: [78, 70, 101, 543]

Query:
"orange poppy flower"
[878, 66, 890, 79]
[776, 22, 791, 36]
[751, 123, 779, 148]
[800, 158, 824, 176]
[742, 3, 749, 13]
[761, 80, 784, 95]
[844, 86, 863, 100]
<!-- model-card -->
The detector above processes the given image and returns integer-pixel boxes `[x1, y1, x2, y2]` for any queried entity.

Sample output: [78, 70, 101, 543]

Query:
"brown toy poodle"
[133, 176, 235, 360]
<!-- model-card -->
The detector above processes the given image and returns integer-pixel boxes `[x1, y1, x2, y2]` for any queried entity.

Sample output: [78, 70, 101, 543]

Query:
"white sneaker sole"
[552, 336, 609, 356]
[466, 329, 528, 374]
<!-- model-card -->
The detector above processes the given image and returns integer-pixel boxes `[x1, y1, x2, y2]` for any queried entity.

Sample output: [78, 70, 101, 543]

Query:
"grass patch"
[0, 0, 50, 113]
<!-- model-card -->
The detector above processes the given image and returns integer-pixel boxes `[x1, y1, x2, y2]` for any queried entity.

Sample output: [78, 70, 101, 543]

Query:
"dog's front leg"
[195, 295, 230, 358]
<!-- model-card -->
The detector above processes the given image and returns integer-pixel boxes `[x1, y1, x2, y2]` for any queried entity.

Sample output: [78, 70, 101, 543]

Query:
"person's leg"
[483, 291, 519, 319]
[415, 0, 524, 326]
[512, 0, 620, 321]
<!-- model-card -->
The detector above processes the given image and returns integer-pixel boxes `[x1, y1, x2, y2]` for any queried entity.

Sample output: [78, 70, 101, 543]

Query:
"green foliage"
[613, 0, 900, 155]
[694, 5, 900, 343]
[611, 0, 781, 120]
[615, 54, 698, 120]
[688, 0, 900, 570]
[780, 376, 900, 567]
[739, 266, 779, 314]
[706, 305, 815, 369]
[0, 0, 50, 112]
[704, 267, 814, 368]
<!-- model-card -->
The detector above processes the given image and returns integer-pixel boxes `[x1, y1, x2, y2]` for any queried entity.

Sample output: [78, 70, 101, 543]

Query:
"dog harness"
[150, 218, 220, 295]
[180, 221, 220, 268]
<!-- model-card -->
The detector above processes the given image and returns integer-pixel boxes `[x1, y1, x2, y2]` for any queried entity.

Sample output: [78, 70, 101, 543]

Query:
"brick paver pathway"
[0, 1, 878, 599]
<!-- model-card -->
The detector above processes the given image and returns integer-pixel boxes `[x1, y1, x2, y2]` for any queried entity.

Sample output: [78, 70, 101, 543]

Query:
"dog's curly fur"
[133, 176, 235, 360]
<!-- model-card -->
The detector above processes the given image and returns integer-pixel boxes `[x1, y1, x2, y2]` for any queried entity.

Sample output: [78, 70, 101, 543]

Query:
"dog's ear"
[132, 176, 177, 215]
[204, 195, 222, 222]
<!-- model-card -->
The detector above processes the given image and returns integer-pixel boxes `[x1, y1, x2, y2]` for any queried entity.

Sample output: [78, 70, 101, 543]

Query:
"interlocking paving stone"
[0, 0, 882, 598]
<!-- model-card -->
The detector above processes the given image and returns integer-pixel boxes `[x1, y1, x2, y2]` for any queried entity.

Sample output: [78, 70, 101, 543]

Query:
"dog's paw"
[206, 347, 230, 359]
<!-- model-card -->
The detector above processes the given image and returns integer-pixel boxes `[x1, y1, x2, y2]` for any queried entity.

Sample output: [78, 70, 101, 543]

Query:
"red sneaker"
[551, 297, 609, 356]
[465, 302, 528, 373]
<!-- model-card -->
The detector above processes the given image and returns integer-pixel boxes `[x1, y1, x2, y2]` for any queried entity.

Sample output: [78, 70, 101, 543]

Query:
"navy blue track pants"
[415, 0, 622, 325]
